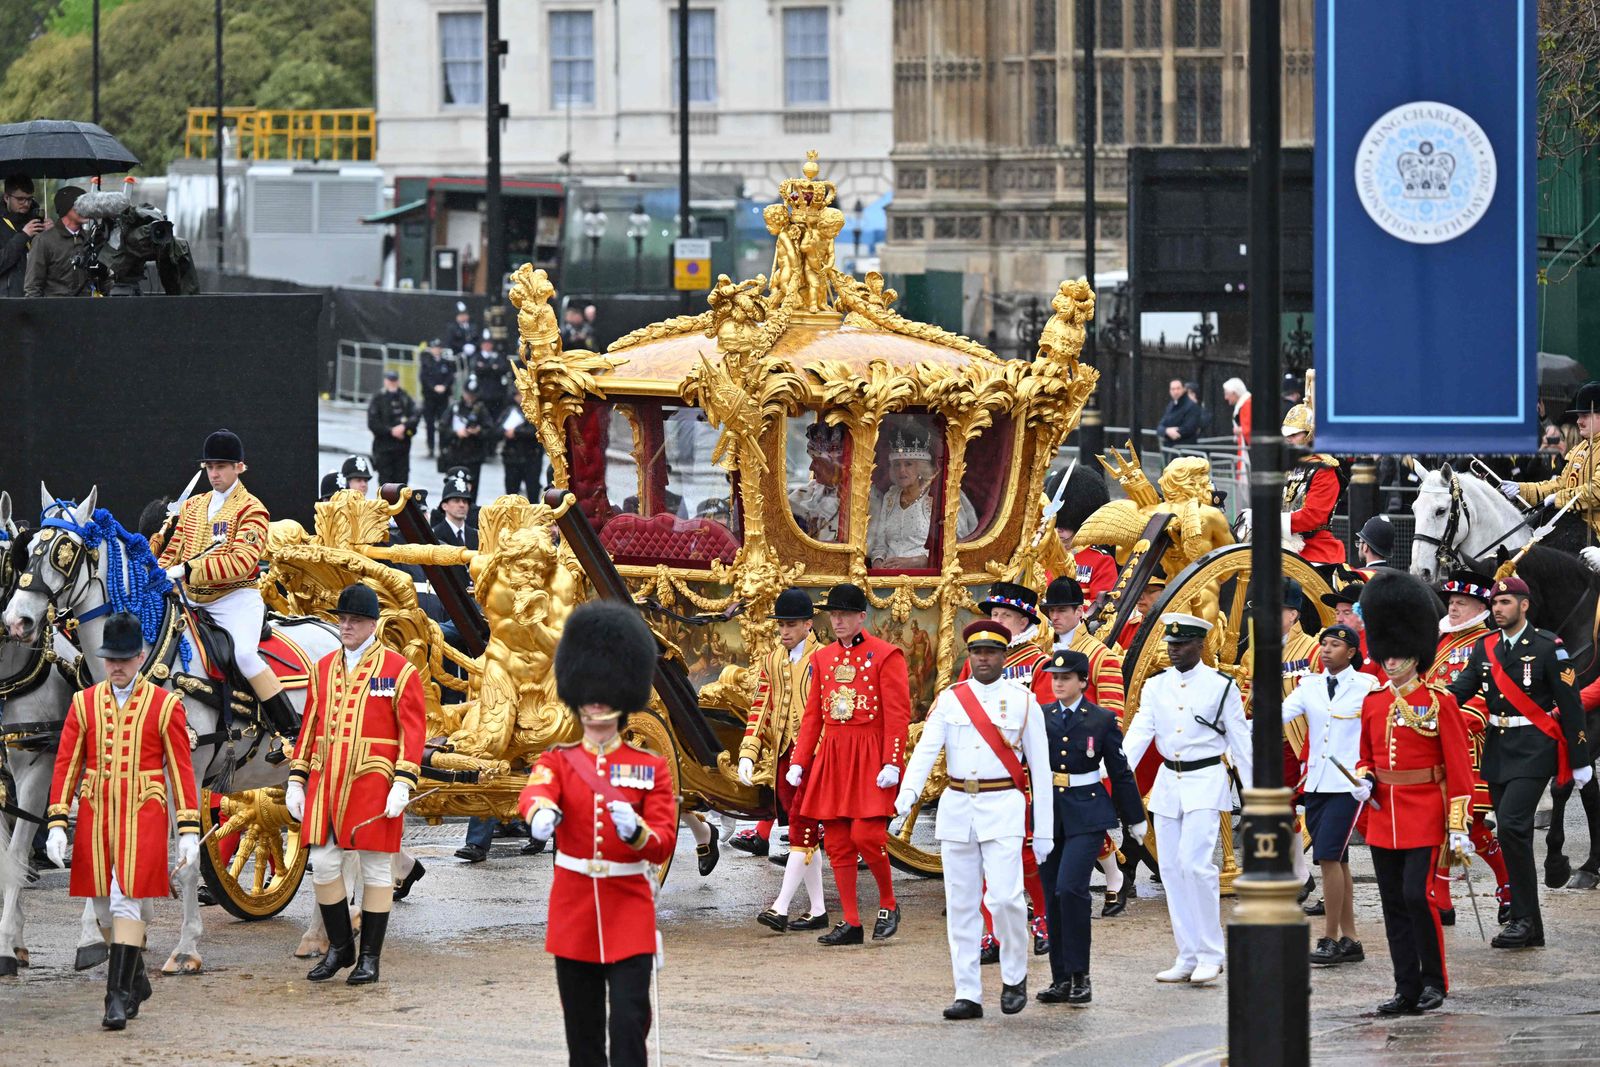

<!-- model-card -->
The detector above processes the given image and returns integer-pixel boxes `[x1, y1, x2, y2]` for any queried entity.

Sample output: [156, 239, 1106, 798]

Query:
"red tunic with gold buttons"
[288, 642, 425, 853]
[47, 680, 201, 898]
[1426, 624, 1492, 813]
[792, 632, 911, 821]
[1355, 678, 1474, 849]
[519, 737, 678, 963]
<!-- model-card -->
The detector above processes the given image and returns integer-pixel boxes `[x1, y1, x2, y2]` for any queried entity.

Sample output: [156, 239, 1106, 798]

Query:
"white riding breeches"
[195, 587, 267, 678]
[309, 842, 393, 889]
[95, 871, 143, 922]
[1154, 809, 1225, 969]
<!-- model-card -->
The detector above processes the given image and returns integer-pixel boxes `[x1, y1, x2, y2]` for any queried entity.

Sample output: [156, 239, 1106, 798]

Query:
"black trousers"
[373, 442, 410, 489]
[505, 452, 543, 498]
[554, 953, 654, 1067]
[1370, 844, 1445, 999]
[1042, 831, 1102, 982]
[422, 392, 450, 452]
[1489, 775, 1549, 925]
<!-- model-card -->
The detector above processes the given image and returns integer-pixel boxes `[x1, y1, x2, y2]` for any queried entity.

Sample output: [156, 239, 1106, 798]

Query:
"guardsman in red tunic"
[45, 612, 201, 1030]
[1352, 574, 1475, 1016]
[151, 429, 300, 752]
[788, 582, 911, 946]
[285, 583, 425, 986]
[735, 587, 828, 932]
[519, 601, 677, 1067]
[960, 581, 1053, 956]
[1280, 405, 1346, 570]
[1426, 570, 1512, 924]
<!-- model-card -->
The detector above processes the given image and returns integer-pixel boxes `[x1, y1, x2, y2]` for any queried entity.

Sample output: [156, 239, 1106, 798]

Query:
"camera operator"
[1, 177, 46, 297]
[23, 186, 88, 297]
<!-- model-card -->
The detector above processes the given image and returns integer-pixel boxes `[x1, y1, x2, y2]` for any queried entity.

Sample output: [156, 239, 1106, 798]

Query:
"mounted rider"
[1500, 380, 1600, 552]
[151, 429, 299, 754]
[1280, 404, 1347, 571]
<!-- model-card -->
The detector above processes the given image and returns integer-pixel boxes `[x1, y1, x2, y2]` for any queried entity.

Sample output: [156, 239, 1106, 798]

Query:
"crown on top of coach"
[778, 150, 837, 226]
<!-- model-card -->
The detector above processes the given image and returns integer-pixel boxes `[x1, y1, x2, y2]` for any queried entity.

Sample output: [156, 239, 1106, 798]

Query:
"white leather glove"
[529, 807, 558, 841]
[607, 800, 640, 840]
[1127, 821, 1149, 843]
[45, 827, 68, 869]
[1032, 838, 1053, 868]
[894, 789, 914, 817]
[177, 832, 199, 870]
[1499, 481, 1521, 500]
[165, 563, 186, 583]
[875, 764, 900, 789]
[737, 758, 754, 787]
[1574, 764, 1595, 789]
[384, 780, 411, 820]
[284, 780, 305, 822]
[1351, 778, 1374, 805]
[1448, 831, 1475, 856]
[1582, 547, 1600, 574]
[785, 764, 803, 788]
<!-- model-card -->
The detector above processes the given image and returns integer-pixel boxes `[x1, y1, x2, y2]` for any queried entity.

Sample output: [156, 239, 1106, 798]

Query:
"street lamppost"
[581, 204, 608, 295]
[627, 203, 650, 292]
[850, 198, 865, 264]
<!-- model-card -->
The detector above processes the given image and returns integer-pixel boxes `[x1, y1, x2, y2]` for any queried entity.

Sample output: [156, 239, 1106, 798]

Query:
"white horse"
[2, 485, 344, 975]
[1408, 461, 1532, 583]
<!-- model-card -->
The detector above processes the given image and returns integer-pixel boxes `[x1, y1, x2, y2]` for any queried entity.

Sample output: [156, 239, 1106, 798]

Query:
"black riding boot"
[102, 943, 135, 1030]
[260, 691, 301, 765]
[125, 951, 152, 1019]
[347, 910, 389, 985]
[307, 902, 357, 981]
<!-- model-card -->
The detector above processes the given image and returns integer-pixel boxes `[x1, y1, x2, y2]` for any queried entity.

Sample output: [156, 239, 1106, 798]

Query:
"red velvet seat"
[599, 512, 740, 568]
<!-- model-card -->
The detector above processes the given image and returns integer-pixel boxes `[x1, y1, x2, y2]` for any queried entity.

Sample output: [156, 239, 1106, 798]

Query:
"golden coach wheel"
[887, 721, 943, 877]
[197, 786, 308, 921]
[1120, 543, 1335, 715]
[621, 705, 680, 886]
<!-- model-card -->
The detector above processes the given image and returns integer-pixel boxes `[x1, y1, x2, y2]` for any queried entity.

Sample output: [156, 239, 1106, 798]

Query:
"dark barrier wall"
[0, 295, 321, 529]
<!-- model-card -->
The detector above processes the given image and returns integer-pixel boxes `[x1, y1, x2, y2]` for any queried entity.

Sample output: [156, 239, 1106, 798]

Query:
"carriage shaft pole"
[1229, 2, 1310, 1064]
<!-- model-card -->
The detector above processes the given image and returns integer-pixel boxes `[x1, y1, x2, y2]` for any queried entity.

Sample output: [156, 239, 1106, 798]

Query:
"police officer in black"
[502, 383, 545, 499]
[367, 369, 420, 487]
[444, 301, 475, 355]
[419, 344, 457, 459]
[1446, 575, 1592, 948]
[1036, 649, 1146, 1006]
[469, 331, 510, 424]
[442, 378, 491, 496]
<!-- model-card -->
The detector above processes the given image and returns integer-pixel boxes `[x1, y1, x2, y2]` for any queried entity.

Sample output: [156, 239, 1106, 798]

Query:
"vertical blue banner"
[1316, 0, 1537, 454]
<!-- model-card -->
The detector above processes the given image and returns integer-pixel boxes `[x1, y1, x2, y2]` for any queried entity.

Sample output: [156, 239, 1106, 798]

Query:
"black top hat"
[441, 467, 473, 503]
[1043, 648, 1091, 677]
[1320, 583, 1364, 608]
[1041, 576, 1085, 609]
[819, 583, 868, 613]
[200, 429, 244, 464]
[334, 583, 381, 619]
[341, 455, 373, 480]
[769, 588, 816, 621]
[1356, 515, 1395, 559]
[319, 471, 344, 501]
[978, 581, 1040, 625]
[96, 612, 145, 659]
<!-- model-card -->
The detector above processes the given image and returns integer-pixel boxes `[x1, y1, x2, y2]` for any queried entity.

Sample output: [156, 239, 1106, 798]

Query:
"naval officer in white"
[1123, 613, 1252, 986]
[897, 619, 1053, 1019]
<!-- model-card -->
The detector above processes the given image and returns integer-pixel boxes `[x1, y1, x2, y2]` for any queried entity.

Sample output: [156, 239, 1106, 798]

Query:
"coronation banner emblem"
[1316, 1, 1536, 454]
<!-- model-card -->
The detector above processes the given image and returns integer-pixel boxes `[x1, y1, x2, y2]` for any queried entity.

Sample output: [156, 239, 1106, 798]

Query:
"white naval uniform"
[1123, 664, 1252, 971]
[1282, 666, 1375, 794]
[899, 676, 1052, 1004]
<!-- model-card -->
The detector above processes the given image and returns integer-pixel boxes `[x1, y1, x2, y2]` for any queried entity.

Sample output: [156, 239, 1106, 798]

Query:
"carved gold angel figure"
[800, 206, 846, 311]
[764, 204, 803, 303]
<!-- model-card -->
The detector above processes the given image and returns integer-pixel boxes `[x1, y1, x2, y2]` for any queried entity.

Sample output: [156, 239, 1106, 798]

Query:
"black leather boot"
[260, 691, 301, 765]
[102, 943, 134, 1030]
[347, 910, 389, 985]
[125, 951, 152, 1019]
[307, 902, 356, 981]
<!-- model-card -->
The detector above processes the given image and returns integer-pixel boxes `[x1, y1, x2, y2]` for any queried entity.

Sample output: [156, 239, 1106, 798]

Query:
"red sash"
[952, 682, 1027, 792]
[1484, 633, 1572, 786]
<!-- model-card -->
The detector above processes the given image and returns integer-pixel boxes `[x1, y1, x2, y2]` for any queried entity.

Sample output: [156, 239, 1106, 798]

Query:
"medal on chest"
[610, 764, 655, 790]
[368, 676, 396, 697]
[1522, 658, 1534, 687]
[211, 520, 229, 543]
[1085, 733, 1095, 759]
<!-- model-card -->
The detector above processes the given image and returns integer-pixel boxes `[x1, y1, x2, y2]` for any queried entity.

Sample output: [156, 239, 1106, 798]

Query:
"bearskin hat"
[555, 601, 658, 715]
[1047, 463, 1110, 532]
[1358, 570, 1443, 668]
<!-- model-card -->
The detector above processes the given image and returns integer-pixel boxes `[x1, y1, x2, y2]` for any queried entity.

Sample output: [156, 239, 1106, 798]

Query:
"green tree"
[0, 0, 372, 174]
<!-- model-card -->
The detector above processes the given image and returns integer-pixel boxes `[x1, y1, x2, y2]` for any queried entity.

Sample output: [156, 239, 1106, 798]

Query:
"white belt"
[554, 851, 649, 878]
[1067, 771, 1101, 787]
[1489, 714, 1536, 729]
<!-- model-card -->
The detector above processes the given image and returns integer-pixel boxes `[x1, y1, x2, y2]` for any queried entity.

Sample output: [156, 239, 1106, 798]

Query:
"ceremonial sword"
[1328, 756, 1380, 811]
[1457, 851, 1488, 942]
[154, 468, 205, 549]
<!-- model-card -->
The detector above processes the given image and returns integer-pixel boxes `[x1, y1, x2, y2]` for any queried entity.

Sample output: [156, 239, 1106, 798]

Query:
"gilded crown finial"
[803, 149, 820, 180]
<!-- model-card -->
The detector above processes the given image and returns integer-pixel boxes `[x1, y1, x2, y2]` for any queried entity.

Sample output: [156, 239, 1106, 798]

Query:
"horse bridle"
[17, 509, 111, 627]
[1412, 469, 1529, 574]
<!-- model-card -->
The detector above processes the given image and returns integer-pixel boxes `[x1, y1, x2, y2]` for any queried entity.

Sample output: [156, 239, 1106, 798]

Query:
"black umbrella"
[1539, 351, 1588, 393]
[0, 119, 140, 179]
